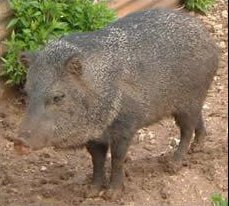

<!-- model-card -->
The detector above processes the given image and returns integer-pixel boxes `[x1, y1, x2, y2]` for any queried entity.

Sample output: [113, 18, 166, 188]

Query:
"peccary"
[14, 9, 218, 196]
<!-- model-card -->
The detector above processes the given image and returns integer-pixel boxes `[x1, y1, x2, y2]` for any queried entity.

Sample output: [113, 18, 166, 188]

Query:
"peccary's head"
[14, 40, 118, 151]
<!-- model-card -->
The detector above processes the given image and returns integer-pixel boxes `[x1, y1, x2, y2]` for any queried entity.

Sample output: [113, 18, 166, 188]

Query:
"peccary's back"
[63, 9, 219, 124]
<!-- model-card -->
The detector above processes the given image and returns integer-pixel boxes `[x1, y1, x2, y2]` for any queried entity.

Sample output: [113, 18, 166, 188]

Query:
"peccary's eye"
[53, 93, 65, 103]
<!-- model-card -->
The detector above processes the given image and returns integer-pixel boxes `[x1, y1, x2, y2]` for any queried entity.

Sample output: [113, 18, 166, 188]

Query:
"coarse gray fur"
[16, 8, 219, 192]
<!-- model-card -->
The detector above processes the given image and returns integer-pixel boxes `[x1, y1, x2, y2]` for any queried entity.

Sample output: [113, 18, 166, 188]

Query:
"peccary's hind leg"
[174, 112, 199, 161]
[158, 112, 197, 174]
[86, 139, 108, 189]
[190, 112, 207, 152]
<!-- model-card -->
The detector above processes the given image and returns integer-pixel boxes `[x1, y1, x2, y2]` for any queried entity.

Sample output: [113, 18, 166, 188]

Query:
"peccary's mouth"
[12, 138, 32, 155]
[52, 142, 86, 151]
[10, 134, 51, 155]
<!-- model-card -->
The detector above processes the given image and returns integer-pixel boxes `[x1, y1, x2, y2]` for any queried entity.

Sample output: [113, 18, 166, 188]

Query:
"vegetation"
[211, 194, 228, 206]
[185, 0, 216, 13]
[1, 0, 116, 85]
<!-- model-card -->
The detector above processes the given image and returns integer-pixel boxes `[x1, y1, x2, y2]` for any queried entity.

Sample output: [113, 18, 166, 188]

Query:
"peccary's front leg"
[108, 117, 137, 191]
[86, 139, 108, 188]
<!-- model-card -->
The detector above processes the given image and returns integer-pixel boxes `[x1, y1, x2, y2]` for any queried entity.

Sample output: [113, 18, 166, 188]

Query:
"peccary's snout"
[12, 134, 32, 155]
[14, 116, 55, 153]
[18, 130, 32, 140]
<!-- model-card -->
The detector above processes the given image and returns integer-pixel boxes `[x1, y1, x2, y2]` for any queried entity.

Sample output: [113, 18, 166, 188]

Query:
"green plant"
[211, 194, 228, 206]
[1, 0, 116, 86]
[185, 0, 216, 13]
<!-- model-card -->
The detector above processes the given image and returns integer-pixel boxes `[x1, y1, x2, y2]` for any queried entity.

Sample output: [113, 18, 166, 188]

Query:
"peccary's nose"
[4, 130, 29, 146]
[10, 130, 32, 147]
[13, 137, 27, 146]
[19, 130, 32, 139]
[12, 135, 31, 155]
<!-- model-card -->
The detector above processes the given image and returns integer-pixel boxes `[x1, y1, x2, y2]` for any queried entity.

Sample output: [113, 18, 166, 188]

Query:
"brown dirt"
[0, 1, 228, 205]
[108, 0, 180, 18]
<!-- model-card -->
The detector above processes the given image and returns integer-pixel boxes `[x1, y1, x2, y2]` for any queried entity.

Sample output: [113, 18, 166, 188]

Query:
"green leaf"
[0, 57, 7, 63]
[185, 0, 216, 12]
[2, 0, 116, 86]
[5, 79, 13, 85]
[211, 194, 228, 206]
[7, 18, 19, 29]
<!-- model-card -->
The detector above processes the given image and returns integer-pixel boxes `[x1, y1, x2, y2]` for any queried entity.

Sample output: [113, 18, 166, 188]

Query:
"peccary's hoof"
[158, 154, 182, 175]
[189, 142, 204, 154]
[102, 187, 123, 200]
[84, 184, 103, 198]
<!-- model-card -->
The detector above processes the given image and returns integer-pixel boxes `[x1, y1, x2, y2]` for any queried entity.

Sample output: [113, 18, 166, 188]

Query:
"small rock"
[182, 161, 188, 167]
[216, 85, 224, 92]
[189, 11, 195, 16]
[222, 10, 228, 18]
[40, 166, 47, 171]
[7, 188, 18, 194]
[40, 152, 51, 158]
[143, 146, 153, 151]
[219, 41, 226, 49]
[160, 188, 170, 199]
[1, 175, 12, 186]
[0, 112, 6, 118]
[213, 76, 220, 81]
[124, 202, 135, 206]
[40, 179, 48, 184]
[149, 139, 156, 145]
[124, 155, 133, 162]
[169, 137, 180, 148]
[214, 24, 223, 31]
[203, 104, 210, 110]
[208, 15, 217, 21]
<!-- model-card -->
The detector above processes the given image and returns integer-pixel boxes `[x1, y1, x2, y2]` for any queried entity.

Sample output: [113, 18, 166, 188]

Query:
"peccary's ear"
[64, 55, 82, 77]
[19, 52, 37, 68]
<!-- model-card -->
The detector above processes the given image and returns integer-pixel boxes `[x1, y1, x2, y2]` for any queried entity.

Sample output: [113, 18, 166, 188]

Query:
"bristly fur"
[19, 8, 218, 150]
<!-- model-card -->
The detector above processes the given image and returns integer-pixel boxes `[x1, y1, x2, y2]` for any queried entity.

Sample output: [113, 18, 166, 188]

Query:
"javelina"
[14, 9, 218, 196]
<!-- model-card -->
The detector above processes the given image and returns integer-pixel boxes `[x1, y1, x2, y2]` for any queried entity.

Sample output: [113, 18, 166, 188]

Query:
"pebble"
[222, 10, 228, 18]
[169, 137, 180, 148]
[214, 24, 223, 30]
[40, 166, 47, 171]
[203, 104, 210, 110]
[219, 41, 227, 49]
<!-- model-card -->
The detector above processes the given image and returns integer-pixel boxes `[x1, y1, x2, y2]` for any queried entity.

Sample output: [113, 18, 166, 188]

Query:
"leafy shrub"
[211, 194, 228, 206]
[1, 0, 116, 85]
[185, 0, 216, 13]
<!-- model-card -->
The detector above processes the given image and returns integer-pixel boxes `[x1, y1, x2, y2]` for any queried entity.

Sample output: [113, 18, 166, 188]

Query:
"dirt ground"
[0, 1, 228, 206]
